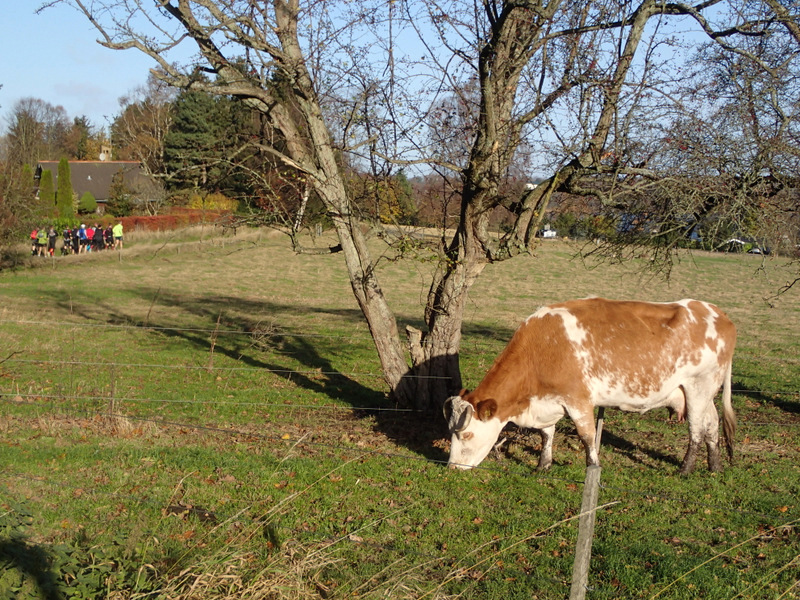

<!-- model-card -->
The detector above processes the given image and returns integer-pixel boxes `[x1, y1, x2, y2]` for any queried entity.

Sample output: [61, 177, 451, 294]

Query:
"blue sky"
[0, 3, 156, 132]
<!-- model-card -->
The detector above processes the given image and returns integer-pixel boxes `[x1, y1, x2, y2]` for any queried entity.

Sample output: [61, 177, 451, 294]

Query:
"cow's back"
[534, 298, 735, 408]
[472, 298, 735, 419]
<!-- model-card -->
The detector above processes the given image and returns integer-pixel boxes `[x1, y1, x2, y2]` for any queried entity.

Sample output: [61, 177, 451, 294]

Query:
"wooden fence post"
[569, 465, 602, 600]
[568, 407, 606, 600]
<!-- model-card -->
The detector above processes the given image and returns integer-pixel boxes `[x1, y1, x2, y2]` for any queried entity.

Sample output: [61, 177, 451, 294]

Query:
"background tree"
[1, 99, 105, 254]
[163, 88, 227, 191]
[565, 0, 800, 266]
[57, 0, 800, 408]
[162, 85, 273, 205]
[56, 157, 74, 219]
[19, 164, 35, 197]
[105, 171, 134, 217]
[0, 162, 38, 252]
[64, 115, 101, 160]
[5, 98, 72, 166]
[112, 73, 176, 178]
[4, 98, 98, 167]
[5, 99, 45, 168]
[683, 2, 800, 255]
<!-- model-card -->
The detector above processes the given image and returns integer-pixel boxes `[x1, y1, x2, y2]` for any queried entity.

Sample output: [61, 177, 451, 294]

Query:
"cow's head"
[443, 392, 504, 469]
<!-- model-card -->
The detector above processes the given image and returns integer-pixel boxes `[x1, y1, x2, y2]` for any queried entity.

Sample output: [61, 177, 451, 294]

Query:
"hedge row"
[121, 209, 234, 232]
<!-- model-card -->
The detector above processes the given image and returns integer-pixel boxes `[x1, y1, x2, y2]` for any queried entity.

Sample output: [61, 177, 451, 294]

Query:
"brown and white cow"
[444, 298, 736, 474]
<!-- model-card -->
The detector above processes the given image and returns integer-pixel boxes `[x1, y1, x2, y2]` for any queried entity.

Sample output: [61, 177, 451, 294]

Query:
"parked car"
[724, 238, 770, 255]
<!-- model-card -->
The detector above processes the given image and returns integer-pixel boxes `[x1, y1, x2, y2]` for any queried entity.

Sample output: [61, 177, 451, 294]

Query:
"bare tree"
[4, 97, 71, 167]
[49, 0, 800, 408]
[112, 73, 176, 178]
[397, 0, 719, 405]
[577, 0, 800, 266]
[53, 0, 416, 402]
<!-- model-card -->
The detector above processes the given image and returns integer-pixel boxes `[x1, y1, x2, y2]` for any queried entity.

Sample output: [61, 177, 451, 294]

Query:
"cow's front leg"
[536, 425, 556, 471]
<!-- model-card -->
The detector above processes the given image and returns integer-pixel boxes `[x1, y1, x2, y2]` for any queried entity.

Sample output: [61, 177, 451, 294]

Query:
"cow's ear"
[476, 399, 498, 421]
[459, 388, 469, 397]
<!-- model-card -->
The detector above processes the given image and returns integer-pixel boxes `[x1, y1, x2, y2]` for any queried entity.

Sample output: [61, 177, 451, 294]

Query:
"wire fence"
[1, 397, 793, 523]
[2, 399, 799, 599]
[2, 317, 800, 598]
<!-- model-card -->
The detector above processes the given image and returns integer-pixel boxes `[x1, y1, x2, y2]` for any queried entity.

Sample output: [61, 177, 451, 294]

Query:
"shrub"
[123, 209, 229, 231]
[188, 191, 239, 212]
[78, 191, 97, 214]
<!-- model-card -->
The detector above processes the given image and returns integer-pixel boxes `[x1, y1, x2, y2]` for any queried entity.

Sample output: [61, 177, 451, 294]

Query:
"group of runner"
[30, 222, 123, 257]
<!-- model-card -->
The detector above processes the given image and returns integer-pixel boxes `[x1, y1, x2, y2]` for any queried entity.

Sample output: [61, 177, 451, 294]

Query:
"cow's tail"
[722, 360, 736, 463]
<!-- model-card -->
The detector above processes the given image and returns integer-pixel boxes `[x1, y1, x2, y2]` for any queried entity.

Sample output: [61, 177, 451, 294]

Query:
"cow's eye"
[460, 432, 474, 441]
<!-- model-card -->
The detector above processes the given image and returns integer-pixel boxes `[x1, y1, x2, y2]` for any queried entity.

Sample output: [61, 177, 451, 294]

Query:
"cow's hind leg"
[680, 440, 701, 475]
[680, 384, 703, 475]
[680, 383, 722, 474]
[704, 401, 722, 472]
[537, 425, 556, 471]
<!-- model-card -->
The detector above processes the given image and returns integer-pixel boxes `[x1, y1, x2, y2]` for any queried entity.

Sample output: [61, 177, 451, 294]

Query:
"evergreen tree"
[70, 116, 93, 160]
[0, 163, 40, 247]
[393, 171, 416, 225]
[163, 89, 224, 190]
[105, 171, 134, 216]
[38, 169, 56, 218]
[56, 157, 75, 219]
[162, 86, 267, 197]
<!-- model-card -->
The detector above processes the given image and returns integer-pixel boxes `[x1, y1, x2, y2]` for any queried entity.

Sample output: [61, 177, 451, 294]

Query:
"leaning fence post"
[569, 406, 606, 600]
[569, 465, 602, 600]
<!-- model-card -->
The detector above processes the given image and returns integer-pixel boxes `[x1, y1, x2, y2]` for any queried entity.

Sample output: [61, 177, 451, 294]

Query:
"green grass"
[1, 229, 799, 599]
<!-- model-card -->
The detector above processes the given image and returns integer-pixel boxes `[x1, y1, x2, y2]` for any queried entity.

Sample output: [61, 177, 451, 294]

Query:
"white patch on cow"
[515, 396, 566, 430]
[695, 343, 725, 376]
[702, 306, 720, 342]
[676, 298, 697, 320]
[526, 306, 587, 345]
[588, 336, 724, 413]
[529, 306, 592, 366]
[592, 371, 682, 413]
[525, 306, 550, 324]
[554, 308, 588, 346]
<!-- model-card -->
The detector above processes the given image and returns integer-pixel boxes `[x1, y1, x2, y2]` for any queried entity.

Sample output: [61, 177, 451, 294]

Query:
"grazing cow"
[444, 298, 736, 474]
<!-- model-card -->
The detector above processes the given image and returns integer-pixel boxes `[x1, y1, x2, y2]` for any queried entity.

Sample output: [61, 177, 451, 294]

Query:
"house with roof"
[34, 160, 155, 214]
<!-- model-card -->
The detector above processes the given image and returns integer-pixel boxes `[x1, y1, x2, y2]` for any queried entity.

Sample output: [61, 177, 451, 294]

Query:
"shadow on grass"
[0, 537, 63, 600]
[600, 427, 683, 470]
[733, 380, 800, 416]
[497, 420, 685, 472]
[54, 286, 517, 464]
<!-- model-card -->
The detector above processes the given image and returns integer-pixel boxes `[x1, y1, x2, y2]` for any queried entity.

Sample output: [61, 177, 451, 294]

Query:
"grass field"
[1, 227, 799, 599]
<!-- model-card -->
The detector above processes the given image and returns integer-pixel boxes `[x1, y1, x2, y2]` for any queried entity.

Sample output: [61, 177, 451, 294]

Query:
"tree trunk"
[405, 196, 491, 410]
